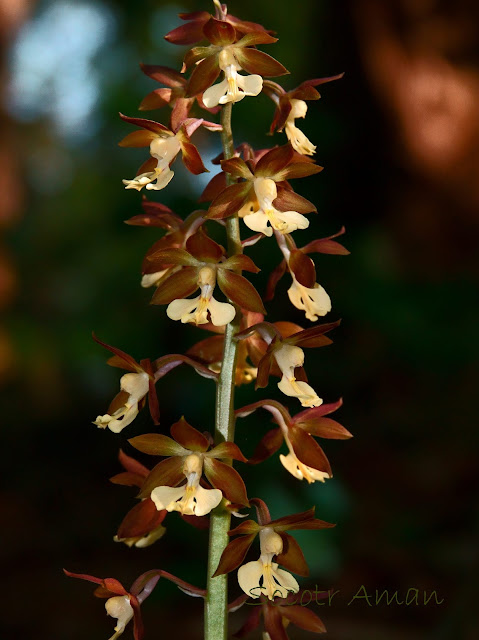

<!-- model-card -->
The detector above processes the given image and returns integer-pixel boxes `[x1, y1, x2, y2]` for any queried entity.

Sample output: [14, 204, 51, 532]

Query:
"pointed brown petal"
[264, 605, 289, 640]
[138, 88, 172, 111]
[297, 417, 352, 440]
[208, 442, 248, 463]
[164, 17, 209, 45]
[131, 595, 144, 640]
[145, 249, 199, 271]
[63, 569, 104, 586]
[279, 605, 326, 633]
[118, 449, 149, 477]
[254, 144, 294, 177]
[186, 229, 224, 262]
[276, 532, 309, 576]
[150, 267, 199, 305]
[126, 201, 181, 229]
[128, 434, 189, 457]
[249, 497, 272, 525]
[106, 355, 139, 373]
[136, 156, 157, 176]
[234, 48, 288, 77]
[138, 457, 185, 499]
[158, 570, 207, 597]
[269, 507, 315, 529]
[110, 472, 146, 488]
[255, 351, 273, 389]
[199, 171, 227, 203]
[301, 228, 349, 255]
[274, 185, 316, 214]
[217, 270, 266, 314]
[228, 520, 261, 536]
[290, 85, 321, 101]
[203, 17, 236, 46]
[226, 13, 273, 36]
[203, 457, 249, 506]
[139, 64, 185, 87]
[242, 233, 264, 248]
[212, 534, 257, 577]
[221, 254, 260, 273]
[180, 140, 209, 175]
[293, 398, 343, 422]
[117, 499, 166, 539]
[118, 130, 158, 148]
[265, 259, 287, 301]
[249, 427, 284, 465]
[289, 426, 332, 476]
[236, 398, 292, 423]
[183, 45, 214, 69]
[220, 157, 254, 180]
[92, 333, 141, 372]
[119, 113, 171, 135]
[153, 353, 218, 381]
[170, 416, 210, 452]
[186, 55, 221, 98]
[207, 182, 253, 219]
[235, 32, 278, 47]
[289, 250, 316, 288]
[275, 162, 323, 182]
[287, 321, 340, 348]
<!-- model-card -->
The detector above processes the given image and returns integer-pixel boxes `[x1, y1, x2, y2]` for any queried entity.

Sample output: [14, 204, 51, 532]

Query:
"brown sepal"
[139, 64, 185, 87]
[220, 157, 254, 180]
[274, 184, 317, 214]
[217, 270, 266, 313]
[207, 182, 253, 219]
[164, 12, 210, 45]
[234, 48, 288, 77]
[186, 55, 221, 98]
[221, 254, 260, 273]
[180, 140, 209, 175]
[265, 259, 287, 300]
[289, 250, 316, 288]
[203, 457, 249, 506]
[170, 416, 210, 452]
[128, 433, 188, 457]
[208, 441, 248, 463]
[92, 333, 141, 373]
[279, 605, 326, 633]
[138, 457, 185, 499]
[248, 427, 284, 465]
[289, 426, 332, 476]
[287, 321, 340, 348]
[186, 229, 224, 262]
[212, 533, 257, 577]
[117, 499, 166, 539]
[254, 144, 294, 178]
[119, 113, 171, 135]
[276, 532, 309, 576]
[150, 267, 199, 305]
[198, 171, 227, 203]
[203, 17, 236, 46]
[118, 130, 158, 148]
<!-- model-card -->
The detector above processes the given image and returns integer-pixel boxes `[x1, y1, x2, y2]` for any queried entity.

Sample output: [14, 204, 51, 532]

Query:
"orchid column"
[65, 3, 351, 640]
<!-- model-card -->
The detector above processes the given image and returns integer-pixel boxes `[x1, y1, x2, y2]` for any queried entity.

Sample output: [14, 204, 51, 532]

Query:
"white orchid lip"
[284, 98, 316, 156]
[202, 48, 263, 108]
[243, 177, 309, 236]
[105, 595, 134, 640]
[287, 275, 331, 321]
[280, 450, 331, 484]
[150, 453, 222, 517]
[166, 265, 235, 326]
[122, 135, 181, 192]
[274, 343, 322, 408]
[93, 371, 150, 433]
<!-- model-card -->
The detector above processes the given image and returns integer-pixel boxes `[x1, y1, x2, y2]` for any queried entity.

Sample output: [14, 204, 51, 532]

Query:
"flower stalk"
[205, 101, 241, 640]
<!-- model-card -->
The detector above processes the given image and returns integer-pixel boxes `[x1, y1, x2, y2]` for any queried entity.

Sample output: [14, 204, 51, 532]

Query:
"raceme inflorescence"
[65, 2, 351, 639]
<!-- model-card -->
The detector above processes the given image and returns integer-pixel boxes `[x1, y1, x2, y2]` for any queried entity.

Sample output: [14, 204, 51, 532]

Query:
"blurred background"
[2, 0, 478, 638]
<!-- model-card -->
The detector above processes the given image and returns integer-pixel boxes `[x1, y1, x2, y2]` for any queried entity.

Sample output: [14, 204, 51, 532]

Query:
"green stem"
[204, 102, 242, 640]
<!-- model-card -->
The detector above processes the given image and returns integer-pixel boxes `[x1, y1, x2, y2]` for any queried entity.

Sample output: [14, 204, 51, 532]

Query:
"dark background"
[1, 0, 478, 638]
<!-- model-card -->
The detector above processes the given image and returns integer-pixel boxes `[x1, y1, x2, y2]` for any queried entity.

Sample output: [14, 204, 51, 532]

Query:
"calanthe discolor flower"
[203, 48, 263, 108]
[274, 343, 322, 407]
[123, 135, 181, 192]
[94, 372, 150, 433]
[237, 527, 299, 600]
[151, 453, 223, 516]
